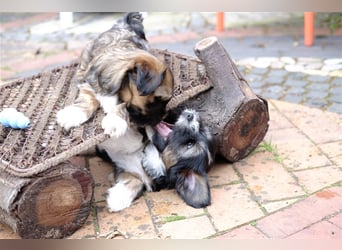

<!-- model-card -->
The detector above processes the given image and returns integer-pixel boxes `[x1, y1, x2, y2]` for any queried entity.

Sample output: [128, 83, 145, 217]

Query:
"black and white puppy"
[97, 109, 214, 212]
[144, 109, 215, 208]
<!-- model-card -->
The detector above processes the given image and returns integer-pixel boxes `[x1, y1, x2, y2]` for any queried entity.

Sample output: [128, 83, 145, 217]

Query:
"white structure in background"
[59, 12, 73, 28]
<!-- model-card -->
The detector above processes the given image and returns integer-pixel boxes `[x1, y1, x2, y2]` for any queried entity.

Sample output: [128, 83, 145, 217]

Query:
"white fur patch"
[142, 143, 166, 179]
[56, 106, 89, 130]
[101, 112, 128, 137]
[106, 182, 135, 212]
[97, 95, 119, 114]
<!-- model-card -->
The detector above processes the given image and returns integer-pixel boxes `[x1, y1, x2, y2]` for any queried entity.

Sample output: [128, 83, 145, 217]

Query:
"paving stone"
[280, 57, 296, 65]
[319, 141, 342, 158]
[234, 152, 305, 202]
[306, 82, 331, 91]
[264, 75, 285, 85]
[207, 185, 264, 231]
[158, 215, 216, 239]
[262, 90, 283, 100]
[250, 87, 263, 95]
[208, 158, 240, 187]
[293, 165, 342, 193]
[330, 85, 342, 92]
[286, 72, 307, 81]
[266, 127, 332, 170]
[324, 110, 342, 126]
[88, 157, 113, 202]
[331, 155, 342, 167]
[256, 187, 342, 238]
[286, 86, 306, 95]
[271, 100, 342, 144]
[237, 65, 247, 73]
[217, 225, 267, 239]
[257, 57, 279, 63]
[297, 57, 323, 64]
[264, 85, 284, 93]
[329, 91, 342, 103]
[67, 213, 97, 239]
[96, 198, 157, 239]
[267, 69, 287, 77]
[236, 57, 256, 66]
[282, 93, 304, 104]
[302, 69, 329, 76]
[322, 64, 342, 72]
[267, 101, 294, 131]
[285, 64, 304, 72]
[303, 62, 323, 70]
[329, 213, 342, 228]
[327, 102, 342, 113]
[324, 58, 342, 65]
[270, 61, 285, 69]
[251, 60, 270, 69]
[329, 70, 342, 77]
[331, 77, 342, 85]
[244, 73, 264, 82]
[287, 221, 342, 239]
[305, 98, 329, 110]
[249, 67, 269, 75]
[262, 198, 300, 213]
[145, 189, 205, 224]
[284, 79, 308, 88]
[307, 75, 331, 83]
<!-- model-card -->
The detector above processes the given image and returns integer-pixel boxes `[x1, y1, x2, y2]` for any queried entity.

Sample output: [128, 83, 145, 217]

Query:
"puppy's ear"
[123, 12, 146, 40]
[135, 64, 164, 96]
[175, 169, 211, 208]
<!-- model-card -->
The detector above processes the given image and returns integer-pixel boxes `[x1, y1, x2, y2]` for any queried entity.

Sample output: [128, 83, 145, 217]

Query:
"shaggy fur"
[56, 12, 174, 212]
[57, 12, 173, 136]
[144, 109, 215, 208]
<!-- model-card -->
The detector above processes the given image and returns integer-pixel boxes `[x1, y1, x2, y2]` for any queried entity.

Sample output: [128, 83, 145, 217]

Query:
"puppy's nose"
[186, 113, 194, 121]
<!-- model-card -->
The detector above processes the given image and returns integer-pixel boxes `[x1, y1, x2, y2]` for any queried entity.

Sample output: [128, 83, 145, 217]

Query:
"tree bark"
[0, 159, 94, 239]
[176, 36, 270, 162]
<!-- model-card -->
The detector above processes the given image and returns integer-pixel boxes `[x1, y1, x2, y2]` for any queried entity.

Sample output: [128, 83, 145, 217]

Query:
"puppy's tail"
[123, 12, 146, 40]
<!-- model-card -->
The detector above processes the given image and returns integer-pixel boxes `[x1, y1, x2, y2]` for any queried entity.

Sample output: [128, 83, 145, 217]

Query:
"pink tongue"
[155, 122, 173, 139]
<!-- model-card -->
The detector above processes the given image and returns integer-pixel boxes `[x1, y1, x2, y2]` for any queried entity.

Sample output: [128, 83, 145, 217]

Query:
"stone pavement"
[0, 12, 341, 239]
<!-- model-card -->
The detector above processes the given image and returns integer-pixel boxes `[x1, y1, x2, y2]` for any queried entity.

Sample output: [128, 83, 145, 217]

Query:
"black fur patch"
[127, 98, 169, 127]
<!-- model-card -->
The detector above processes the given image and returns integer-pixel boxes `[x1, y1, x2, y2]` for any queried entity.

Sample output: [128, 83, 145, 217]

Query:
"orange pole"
[216, 12, 224, 32]
[304, 12, 315, 46]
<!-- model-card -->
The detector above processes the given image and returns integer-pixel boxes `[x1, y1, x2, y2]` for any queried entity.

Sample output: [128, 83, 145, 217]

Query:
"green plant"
[163, 215, 186, 223]
[321, 13, 342, 34]
[254, 139, 284, 163]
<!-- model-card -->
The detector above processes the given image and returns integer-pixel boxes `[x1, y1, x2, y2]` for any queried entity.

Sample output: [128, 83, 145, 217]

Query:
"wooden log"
[0, 159, 94, 239]
[173, 36, 269, 162]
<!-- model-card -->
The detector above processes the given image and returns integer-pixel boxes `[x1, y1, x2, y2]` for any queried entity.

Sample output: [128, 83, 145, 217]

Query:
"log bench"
[0, 37, 269, 238]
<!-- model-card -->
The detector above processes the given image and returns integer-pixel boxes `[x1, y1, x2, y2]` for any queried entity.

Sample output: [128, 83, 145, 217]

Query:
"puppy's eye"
[187, 141, 194, 149]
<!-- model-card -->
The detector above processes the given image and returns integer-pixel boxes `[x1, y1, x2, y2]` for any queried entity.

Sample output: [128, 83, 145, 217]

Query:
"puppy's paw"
[142, 143, 166, 179]
[101, 113, 128, 137]
[57, 106, 89, 130]
[106, 183, 135, 212]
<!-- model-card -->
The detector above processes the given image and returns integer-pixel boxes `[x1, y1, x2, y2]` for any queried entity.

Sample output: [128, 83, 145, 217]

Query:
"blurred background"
[1, 12, 341, 112]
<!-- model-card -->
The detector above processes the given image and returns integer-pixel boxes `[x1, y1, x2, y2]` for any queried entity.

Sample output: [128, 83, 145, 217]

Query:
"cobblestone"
[0, 12, 341, 239]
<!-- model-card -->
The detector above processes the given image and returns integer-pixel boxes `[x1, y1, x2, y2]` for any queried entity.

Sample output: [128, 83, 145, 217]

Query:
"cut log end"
[15, 162, 94, 239]
[194, 36, 218, 56]
[220, 98, 269, 162]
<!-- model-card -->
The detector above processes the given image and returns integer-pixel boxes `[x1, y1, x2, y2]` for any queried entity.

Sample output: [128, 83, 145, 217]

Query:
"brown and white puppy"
[56, 12, 174, 212]
[57, 12, 173, 136]
[143, 109, 215, 208]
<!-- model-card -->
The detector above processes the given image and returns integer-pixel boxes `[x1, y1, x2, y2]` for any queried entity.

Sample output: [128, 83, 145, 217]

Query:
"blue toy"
[0, 108, 30, 129]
